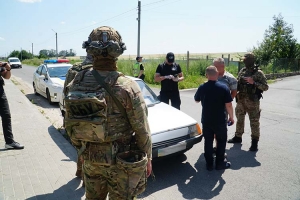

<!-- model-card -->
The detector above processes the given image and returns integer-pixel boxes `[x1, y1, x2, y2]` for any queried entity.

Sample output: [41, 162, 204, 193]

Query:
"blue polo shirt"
[194, 80, 232, 125]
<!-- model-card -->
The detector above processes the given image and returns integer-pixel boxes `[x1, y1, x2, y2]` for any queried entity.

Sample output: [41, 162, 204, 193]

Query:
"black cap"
[166, 52, 175, 63]
[136, 56, 143, 61]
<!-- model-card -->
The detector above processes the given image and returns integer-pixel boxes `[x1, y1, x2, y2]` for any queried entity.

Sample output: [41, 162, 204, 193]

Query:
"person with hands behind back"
[154, 52, 184, 110]
[0, 61, 24, 149]
[194, 66, 233, 171]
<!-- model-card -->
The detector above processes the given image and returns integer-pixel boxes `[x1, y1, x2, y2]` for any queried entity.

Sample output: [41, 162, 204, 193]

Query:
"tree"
[9, 50, 32, 60]
[252, 14, 299, 68]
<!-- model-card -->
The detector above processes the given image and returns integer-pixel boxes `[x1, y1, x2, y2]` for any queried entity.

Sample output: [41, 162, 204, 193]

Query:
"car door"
[33, 66, 42, 92]
[39, 66, 48, 95]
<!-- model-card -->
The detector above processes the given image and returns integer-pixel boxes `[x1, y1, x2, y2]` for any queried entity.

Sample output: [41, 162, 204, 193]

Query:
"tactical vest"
[237, 67, 263, 101]
[64, 70, 133, 144]
[64, 63, 93, 96]
[133, 63, 140, 77]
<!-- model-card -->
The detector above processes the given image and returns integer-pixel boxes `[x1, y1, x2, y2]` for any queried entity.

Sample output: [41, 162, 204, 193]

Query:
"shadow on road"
[139, 153, 226, 199]
[25, 93, 60, 109]
[226, 144, 261, 170]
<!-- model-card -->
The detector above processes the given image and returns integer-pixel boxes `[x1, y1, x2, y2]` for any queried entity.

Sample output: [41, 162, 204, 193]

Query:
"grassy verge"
[22, 57, 278, 89]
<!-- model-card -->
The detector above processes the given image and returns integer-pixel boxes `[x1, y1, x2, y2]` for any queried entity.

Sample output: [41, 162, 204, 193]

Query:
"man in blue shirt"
[194, 66, 234, 171]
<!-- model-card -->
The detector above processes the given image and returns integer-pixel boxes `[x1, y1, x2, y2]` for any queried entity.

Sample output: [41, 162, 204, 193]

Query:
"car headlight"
[188, 123, 202, 137]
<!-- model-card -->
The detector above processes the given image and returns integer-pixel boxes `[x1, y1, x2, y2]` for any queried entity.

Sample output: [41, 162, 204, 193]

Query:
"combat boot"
[249, 139, 258, 151]
[227, 135, 242, 143]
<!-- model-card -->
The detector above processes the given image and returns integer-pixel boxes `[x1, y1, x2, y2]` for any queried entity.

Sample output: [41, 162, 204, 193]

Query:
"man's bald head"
[205, 66, 218, 81]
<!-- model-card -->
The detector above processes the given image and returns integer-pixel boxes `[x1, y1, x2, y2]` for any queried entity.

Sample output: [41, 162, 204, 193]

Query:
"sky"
[0, 0, 300, 58]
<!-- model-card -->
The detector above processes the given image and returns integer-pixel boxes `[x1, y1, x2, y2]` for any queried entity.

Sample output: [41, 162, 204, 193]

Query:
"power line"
[35, 36, 55, 46]
[142, 0, 183, 11]
[60, 7, 137, 35]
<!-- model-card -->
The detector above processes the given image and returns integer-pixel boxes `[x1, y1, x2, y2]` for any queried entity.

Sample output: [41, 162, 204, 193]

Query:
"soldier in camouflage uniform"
[64, 26, 152, 200]
[228, 53, 269, 151]
[63, 54, 93, 185]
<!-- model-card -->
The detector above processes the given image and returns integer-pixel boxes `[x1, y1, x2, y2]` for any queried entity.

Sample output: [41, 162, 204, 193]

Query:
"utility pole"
[32, 43, 33, 58]
[52, 29, 58, 59]
[137, 0, 141, 57]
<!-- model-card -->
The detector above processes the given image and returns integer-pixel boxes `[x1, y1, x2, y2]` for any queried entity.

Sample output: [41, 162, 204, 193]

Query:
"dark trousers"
[135, 74, 145, 81]
[0, 88, 14, 144]
[203, 123, 227, 165]
[159, 90, 181, 110]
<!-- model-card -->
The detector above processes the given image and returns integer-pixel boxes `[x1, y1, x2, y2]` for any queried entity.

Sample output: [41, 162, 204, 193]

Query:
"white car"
[33, 59, 72, 104]
[8, 57, 22, 68]
[60, 76, 203, 159]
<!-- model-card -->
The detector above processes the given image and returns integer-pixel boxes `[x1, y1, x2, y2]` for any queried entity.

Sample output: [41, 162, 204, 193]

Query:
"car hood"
[147, 102, 197, 135]
[51, 77, 65, 86]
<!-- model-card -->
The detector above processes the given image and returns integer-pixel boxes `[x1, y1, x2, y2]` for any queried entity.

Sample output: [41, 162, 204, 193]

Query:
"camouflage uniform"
[231, 53, 269, 148]
[63, 55, 93, 182]
[64, 26, 152, 200]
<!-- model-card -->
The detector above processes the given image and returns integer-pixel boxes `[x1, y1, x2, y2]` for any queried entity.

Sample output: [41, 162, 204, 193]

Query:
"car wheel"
[46, 89, 53, 104]
[33, 83, 39, 95]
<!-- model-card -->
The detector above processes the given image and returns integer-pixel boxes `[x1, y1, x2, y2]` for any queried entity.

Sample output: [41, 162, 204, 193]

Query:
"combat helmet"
[82, 26, 126, 60]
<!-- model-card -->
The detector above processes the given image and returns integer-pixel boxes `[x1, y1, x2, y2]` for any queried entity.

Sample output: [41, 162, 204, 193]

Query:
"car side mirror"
[39, 75, 46, 80]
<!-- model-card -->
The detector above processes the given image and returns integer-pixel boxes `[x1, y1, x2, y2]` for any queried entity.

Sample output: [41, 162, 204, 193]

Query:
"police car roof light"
[44, 59, 69, 64]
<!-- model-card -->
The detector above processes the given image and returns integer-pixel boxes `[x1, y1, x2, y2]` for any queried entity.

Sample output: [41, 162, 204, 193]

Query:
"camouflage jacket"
[237, 67, 269, 100]
[66, 70, 152, 159]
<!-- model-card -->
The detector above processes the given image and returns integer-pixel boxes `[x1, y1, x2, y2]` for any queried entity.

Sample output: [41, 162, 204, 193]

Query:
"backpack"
[64, 69, 132, 144]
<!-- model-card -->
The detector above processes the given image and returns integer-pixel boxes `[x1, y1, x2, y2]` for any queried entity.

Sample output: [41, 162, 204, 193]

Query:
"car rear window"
[47, 66, 71, 77]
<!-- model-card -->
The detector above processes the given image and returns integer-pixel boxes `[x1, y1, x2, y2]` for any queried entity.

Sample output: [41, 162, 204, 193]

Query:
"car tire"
[33, 83, 39, 96]
[46, 89, 53, 104]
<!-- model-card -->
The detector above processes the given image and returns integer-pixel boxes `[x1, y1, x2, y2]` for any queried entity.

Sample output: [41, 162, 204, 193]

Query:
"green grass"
[21, 57, 295, 89]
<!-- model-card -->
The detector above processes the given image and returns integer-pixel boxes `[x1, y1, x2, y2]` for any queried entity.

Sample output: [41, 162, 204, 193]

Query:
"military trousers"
[83, 161, 137, 200]
[235, 96, 261, 140]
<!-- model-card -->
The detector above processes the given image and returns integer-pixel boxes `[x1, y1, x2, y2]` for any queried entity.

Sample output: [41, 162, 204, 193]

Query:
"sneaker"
[5, 142, 24, 149]
[228, 136, 242, 143]
[216, 161, 231, 170]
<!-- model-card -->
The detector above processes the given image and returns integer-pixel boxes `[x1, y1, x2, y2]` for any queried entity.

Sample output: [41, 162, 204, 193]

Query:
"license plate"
[158, 141, 187, 157]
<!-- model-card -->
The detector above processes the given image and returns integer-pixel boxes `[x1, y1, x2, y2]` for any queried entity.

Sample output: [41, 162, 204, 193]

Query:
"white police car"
[33, 59, 72, 104]
[59, 76, 202, 158]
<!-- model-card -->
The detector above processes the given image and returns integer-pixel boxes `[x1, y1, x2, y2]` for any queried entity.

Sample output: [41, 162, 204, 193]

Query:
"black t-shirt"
[139, 63, 144, 71]
[194, 80, 232, 125]
[155, 63, 182, 92]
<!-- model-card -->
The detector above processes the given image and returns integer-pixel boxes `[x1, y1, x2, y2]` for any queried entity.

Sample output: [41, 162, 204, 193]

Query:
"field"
[69, 52, 246, 62]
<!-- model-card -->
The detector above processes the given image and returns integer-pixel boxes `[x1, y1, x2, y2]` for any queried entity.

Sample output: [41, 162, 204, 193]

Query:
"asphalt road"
[11, 65, 300, 200]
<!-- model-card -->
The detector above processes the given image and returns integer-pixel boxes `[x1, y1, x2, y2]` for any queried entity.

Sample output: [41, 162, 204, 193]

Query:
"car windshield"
[135, 80, 160, 107]
[9, 59, 20, 62]
[47, 66, 71, 77]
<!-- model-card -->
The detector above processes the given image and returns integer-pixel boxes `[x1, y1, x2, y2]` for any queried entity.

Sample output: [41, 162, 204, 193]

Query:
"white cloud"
[18, 0, 42, 3]
[0, 37, 5, 41]
[61, 21, 66, 25]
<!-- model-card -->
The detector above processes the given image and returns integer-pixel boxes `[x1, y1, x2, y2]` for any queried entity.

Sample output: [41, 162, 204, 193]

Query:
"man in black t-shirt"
[154, 52, 184, 110]
[194, 66, 234, 171]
